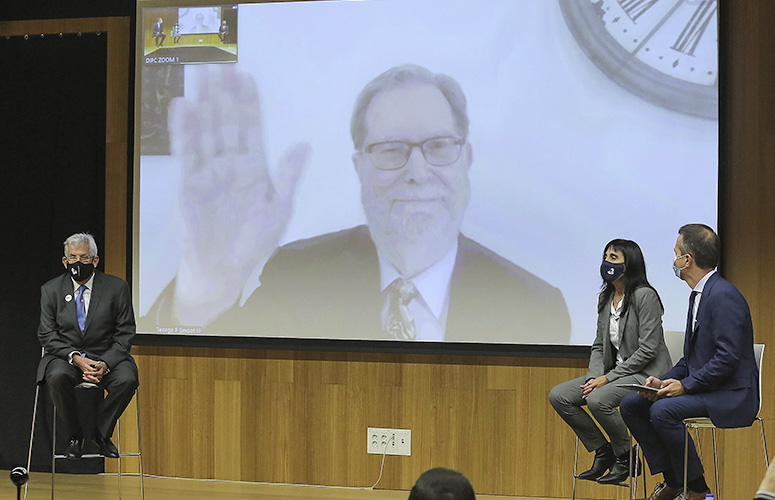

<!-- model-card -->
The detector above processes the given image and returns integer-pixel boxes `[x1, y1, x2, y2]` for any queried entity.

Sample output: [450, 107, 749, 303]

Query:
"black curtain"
[0, 32, 107, 472]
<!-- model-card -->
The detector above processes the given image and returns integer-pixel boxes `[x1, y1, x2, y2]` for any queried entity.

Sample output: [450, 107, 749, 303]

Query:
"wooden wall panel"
[132, 348, 614, 497]
[102, 17, 130, 281]
[215, 381, 242, 479]
[720, 2, 775, 497]
[130, 345, 775, 498]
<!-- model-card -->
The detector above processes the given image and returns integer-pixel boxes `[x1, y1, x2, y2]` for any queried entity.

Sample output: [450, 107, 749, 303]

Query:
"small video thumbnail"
[143, 5, 238, 65]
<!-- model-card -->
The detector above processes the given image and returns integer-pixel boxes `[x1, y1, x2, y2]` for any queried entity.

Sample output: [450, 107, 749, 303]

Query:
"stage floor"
[1, 471, 560, 500]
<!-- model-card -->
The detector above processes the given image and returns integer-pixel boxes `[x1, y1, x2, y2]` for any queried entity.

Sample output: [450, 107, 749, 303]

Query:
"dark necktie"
[686, 290, 698, 335]
[385, 278, 417, 340]
[76, 284, 87, 333]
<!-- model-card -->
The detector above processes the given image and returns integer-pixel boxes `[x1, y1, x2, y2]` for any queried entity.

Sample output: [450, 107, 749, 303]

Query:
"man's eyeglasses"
[66, 255, 95, 264]
[362, 136, 465, 171]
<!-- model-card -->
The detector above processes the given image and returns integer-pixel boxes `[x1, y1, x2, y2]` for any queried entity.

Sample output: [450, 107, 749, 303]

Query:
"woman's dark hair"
[598, 239, 663, 314]
[407, 468, 475, 500]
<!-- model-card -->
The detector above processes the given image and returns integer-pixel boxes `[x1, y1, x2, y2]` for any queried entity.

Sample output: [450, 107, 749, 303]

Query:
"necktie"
[686, 290, 698, 335]
[76, 284, 87, 333]
[385, 278, 417, 340]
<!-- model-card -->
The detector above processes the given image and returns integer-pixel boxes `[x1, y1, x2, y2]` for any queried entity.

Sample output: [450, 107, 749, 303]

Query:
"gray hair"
[350, 64, 469, 150]
[63, 233, 98, 258]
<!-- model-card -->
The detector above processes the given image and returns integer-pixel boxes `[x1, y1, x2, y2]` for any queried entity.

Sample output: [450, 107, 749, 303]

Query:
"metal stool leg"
[759, 417, 770, 469]
[683, 425, 689, 499]
[136, 388, 145, 500]
[640, 446, 648, 499]
[695, 428, 702, 458]
[51, 406, 56, 500]
[625, 439, 647, 500]
[24, 385, 40, 500]
[711, 427, 719, 500]
[629, 442, 639, 500]
[117, 389, 145, 500]
[117, 418, 123, 500]
[572, 435, 579, 500]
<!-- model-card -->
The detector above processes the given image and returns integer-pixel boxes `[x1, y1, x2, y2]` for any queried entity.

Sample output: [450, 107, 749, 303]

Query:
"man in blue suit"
[620, 224, 759, 500]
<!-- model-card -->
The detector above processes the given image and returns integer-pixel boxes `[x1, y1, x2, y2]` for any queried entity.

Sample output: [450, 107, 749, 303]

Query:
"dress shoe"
[65, 436, 83, 459]
[597, 452, 631, 484]
[673, 489, 711, 500]
[633, 482, 680, 500]
[577, 442, 614, 481]
[93, 433, 119, 458]
[597, 446, 641, 484]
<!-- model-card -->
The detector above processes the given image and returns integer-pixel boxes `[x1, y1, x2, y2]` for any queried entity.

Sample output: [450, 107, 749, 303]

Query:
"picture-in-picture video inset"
[143, 5, 238, 65]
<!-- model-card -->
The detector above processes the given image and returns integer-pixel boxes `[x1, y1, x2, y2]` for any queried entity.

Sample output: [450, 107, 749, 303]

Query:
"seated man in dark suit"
[149, 64, 570, 343]
[620, 224, 759, 500]
[218, 20, 229, 42]
[152, 18, 166, 47]
[408, 467, 476, 500]
[38, 233, 138, 459]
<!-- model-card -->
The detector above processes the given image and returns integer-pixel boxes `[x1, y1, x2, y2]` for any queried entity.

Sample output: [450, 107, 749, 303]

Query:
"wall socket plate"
[367, 427, 411, 456]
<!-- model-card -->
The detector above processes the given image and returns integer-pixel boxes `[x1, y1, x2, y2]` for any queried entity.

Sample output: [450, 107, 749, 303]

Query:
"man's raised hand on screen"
[167, 65, 310, 326]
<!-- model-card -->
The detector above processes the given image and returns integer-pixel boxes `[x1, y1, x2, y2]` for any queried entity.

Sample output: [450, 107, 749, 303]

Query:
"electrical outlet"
[367, 427, 411, 456]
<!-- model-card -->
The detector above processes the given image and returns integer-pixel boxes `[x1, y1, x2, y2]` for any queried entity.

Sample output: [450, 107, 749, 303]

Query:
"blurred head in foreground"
[407, 467, 475, 500]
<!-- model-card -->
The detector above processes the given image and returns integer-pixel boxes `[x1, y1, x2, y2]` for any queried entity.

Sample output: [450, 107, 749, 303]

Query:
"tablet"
[616, 383, 659, 393]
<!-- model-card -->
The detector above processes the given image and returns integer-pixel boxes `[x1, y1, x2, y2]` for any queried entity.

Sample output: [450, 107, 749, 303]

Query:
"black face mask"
[600, 261, 625, 283]
[67, 261, 95, 282]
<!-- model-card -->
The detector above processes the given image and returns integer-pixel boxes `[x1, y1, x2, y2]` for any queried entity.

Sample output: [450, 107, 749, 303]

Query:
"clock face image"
[559, 0, 718, 119]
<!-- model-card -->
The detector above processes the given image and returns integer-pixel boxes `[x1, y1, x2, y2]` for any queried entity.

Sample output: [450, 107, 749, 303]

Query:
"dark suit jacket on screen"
[149, 225, 571, 343]
[37, 270, 137, 384]
[661, 272, 759, 428]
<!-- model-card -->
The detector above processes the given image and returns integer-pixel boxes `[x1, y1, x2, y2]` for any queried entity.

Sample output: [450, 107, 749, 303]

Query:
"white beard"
[367, 203, 462, 277]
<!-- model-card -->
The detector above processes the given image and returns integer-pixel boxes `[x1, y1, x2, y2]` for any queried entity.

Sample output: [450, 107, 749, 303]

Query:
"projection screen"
[134, 0, 719, 346]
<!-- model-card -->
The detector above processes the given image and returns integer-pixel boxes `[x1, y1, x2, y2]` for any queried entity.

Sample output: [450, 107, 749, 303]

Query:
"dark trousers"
[620, 391, 708, 483]
[43, 358, 138, 439]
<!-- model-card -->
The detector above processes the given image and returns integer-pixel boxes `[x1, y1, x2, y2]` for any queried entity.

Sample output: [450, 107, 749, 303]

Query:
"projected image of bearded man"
[149, 64, 571, 343]
[354, 81, 471, 281]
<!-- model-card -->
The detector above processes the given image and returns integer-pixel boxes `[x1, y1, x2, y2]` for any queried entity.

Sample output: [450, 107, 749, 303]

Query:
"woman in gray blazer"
[549, 239, 672, 485]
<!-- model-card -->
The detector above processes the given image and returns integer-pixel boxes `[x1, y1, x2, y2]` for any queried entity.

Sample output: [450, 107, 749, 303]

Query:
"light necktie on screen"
[385, 278, 417, 341]
[76, 284, 87, 333]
